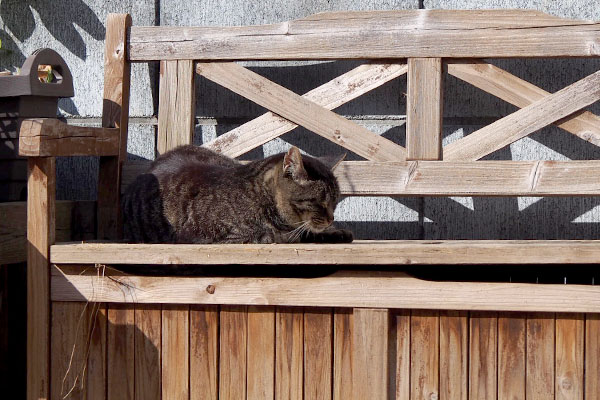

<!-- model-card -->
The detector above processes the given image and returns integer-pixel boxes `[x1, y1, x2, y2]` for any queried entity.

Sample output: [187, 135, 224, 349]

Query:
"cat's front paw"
[306, 228, 353, 243]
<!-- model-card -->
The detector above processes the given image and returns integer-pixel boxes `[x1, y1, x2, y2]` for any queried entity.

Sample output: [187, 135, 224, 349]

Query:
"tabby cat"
[122, 145, 353, 244]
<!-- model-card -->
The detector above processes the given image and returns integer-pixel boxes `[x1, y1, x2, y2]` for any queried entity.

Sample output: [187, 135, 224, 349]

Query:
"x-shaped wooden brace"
[196, 62, 407, 161]
[444, 60, 600, 161]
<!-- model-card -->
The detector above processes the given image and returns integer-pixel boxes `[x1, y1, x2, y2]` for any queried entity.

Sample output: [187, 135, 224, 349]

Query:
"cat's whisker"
[287, 220, 310, 243]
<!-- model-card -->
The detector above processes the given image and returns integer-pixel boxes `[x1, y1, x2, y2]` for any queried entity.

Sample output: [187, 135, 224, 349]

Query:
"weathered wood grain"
[393, 310, 410, 400]
[498, 313, 526, 400]
[97, 13, 131, 240]
[556, 313, 584, 400]
[86, 304, 107, 400]
[275, 307, 303, 400]
[444, 69, 600, 161]
[157, 60, 196, 155]
[196, 62, 406, 161]
[247, 306, 275, 400]
[190, 305, 219, 400]
[219, 305, 247, 400]
[134, 305, 161, 400]
[469, 312, 497, 400]
[352, 308, 389, 400]
[447, 60, 600, 146]
[107, 304, 134, 400]
[27, 157, 54, 400]
[526, 313, 555, 399]
[123, 160, 600, 197]
[205, 63, 407, 158]
[51, 240, 600, 266]
[129, 10, 600, 60]
[162, 305, 189, 399]
[333, 309, 353, 400]
[406, 58, 443, 160]
[410, 310, 439, 400]
[304, 308, 332, 400]
[439, 311, 468, 400]
[18, 118, 119, 157]
[585, 314, 600, 400]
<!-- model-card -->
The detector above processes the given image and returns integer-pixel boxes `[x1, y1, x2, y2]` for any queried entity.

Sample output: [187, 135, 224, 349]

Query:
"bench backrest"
[101, 10, 600, 239]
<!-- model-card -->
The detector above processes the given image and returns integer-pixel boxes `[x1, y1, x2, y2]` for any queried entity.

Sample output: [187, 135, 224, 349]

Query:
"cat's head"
[274, 147, 345, 234]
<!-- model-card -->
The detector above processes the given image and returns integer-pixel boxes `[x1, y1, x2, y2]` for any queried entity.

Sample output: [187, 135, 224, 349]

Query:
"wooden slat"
[393, 310, 410, 400]
[219, 305, 247, 400]
[556, 313, 584, 400]
[352, 308, 389, 400]
[122, 159, 600, 196]
[107, 304, 134, 400]
[439, 311, 468, 400]
[27, 157, 54, 400]
[333, 309, 353, 400]
[526, 313, 555, 399]
[18, 118, 119, 157]
[498, 313, 526, 400]
[129, 10, 600, 60]
[447, 60, 600, 146]
[51, 240, 600, 266]
[469, 312, 497, 400]
[190, 305, 219, 400]
[52, 266, 600, 312]
[205, 63, 407, 157]
[162, 305, 189, 399]
[304, 308, 332, 400]
[406, 58, 443, 160]
[247, 306, 275, 400]
[275, 307, 303, 400]
[444, 69, 600, 161]
[135, 305, 161, 400]
[86, 304, 107, 400]
[196, 62, 406, 161]
[157, 60, 196, 154]
[585, 314, 600, 400]
[97, 13, 131, 240]
[410, 310, 439, 400]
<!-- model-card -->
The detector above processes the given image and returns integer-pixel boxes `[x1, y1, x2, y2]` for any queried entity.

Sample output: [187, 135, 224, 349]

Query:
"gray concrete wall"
[2, 0, 599, 239]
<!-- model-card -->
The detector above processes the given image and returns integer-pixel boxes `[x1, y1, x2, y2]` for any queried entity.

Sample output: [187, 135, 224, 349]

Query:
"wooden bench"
[21, 10, 600, 399]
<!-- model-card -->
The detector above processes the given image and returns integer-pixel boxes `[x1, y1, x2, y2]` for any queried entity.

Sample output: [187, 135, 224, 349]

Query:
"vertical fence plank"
[498, 313, 526, 400]
[406, 57, 443, 160]
[162, 305, 189, 399]
[275, 306, 303, 400]
[86, 303, 107, 400]
[586, 314, 600, 400]
[410, 310, 439, 400]
[190, 305, 219, 400]
[108, 304, 134, 400]
[135, 305, 161, 400]
[469, 312, 497, 400]
[220, 305, 247, 400]
[556, 313, 584, 400]
[394, 310, 410, 400]
[333, 309, 353, 400]
[440, 311, 468, 400]
[247, 306, 275, 400]
[27, 157, 55, 400]
[352, 308, 389, 400]
[526, 313, 555, 399]
[304, 308, 333, 400]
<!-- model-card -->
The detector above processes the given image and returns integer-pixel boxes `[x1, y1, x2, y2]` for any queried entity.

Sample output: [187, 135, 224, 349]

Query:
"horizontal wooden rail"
[51, 267, 600, 312]
[51, 240, 600, 265]
[122, 160, 600, 196]
[128, 10, 600, 60]
[19, 118, 120, 157]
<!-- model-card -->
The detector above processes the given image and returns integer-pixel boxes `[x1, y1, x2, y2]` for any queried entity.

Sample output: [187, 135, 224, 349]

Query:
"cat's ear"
[283, 146, 308, 182]
[319, 153, 346, 171]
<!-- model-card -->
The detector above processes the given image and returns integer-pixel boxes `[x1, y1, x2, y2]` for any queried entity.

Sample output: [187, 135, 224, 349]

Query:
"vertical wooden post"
[97, 13, 132, 240]
[406, 58, 444, 160]
[27, 156, 55, 400]
[352, 308, 389, 400]
[157, 60, 196, 154]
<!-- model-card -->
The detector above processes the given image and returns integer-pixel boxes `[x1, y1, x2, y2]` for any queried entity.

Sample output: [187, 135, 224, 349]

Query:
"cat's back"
[149, 145, 239, 178]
